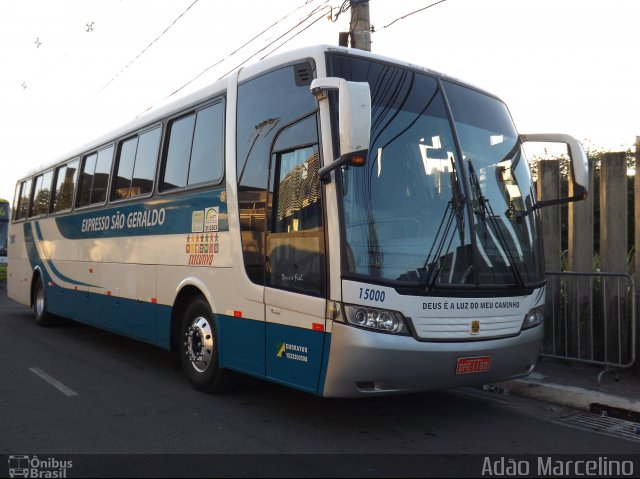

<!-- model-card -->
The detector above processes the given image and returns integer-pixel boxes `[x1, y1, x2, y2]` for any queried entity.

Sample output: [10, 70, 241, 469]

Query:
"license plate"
[456, 356, 491, 374]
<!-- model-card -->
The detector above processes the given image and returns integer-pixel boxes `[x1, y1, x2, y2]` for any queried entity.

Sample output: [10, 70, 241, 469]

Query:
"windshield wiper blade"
[467, 159, 525, 290]
[423, 159, 466, 292]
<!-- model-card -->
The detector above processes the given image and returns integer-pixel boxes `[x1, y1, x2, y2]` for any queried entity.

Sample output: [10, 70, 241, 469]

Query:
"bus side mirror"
[516, 133, 589, 220]
[310, 77, 371, 182]
[519, 133, 589, 199]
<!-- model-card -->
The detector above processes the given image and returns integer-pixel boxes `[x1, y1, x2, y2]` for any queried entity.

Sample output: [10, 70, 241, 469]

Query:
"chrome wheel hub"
[184, 316, 213, 373]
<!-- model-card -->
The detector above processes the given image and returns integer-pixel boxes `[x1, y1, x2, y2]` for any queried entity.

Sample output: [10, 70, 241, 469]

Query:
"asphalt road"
[1, 282, 638, 477]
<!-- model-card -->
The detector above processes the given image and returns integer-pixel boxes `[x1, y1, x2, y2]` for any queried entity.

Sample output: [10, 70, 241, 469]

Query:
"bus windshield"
[329, 55, 543, 290]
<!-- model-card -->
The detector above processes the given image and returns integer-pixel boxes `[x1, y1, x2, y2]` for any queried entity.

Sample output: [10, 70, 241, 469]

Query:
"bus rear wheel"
[32, 276, 56, 327]
[179, 296, 233, 393]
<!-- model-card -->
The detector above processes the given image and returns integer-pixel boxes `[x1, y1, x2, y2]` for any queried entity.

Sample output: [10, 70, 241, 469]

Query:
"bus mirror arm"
[514, 190, 588, 223]
[311, 77, 371, 183]
[318, 151, 368, 183]
[516, 133, 590, 222]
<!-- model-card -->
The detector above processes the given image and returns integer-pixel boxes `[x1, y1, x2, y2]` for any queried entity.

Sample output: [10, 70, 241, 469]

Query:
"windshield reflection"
[444, 81, 542, 285]
[329, 55, 543, 289]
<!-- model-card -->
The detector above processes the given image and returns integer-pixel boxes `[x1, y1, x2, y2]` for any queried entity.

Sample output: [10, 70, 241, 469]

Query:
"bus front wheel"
[32, 276, 55, 327]
[179, 297, 232, 393]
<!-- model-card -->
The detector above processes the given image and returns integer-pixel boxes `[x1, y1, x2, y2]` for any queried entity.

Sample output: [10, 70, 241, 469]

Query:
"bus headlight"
[522, 305, 545, 330]
[343, 304, 409, 335]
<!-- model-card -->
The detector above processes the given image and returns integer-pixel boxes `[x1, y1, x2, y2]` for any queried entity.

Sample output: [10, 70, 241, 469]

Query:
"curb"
[495, 378, 640, 414]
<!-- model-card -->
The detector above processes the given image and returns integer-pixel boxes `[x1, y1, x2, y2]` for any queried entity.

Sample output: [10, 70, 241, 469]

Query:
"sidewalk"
[495, 358, 640, 417]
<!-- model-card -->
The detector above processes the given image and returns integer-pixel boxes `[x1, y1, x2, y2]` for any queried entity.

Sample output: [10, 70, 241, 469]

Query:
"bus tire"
[179, 296, 233, 393]
[33, 276, 55, 327]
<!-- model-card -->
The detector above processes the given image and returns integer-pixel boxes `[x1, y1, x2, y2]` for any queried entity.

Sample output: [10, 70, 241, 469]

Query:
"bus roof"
[17, 44, 499, 181]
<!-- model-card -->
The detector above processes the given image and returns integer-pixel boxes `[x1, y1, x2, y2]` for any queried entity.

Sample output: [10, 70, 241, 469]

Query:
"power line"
[97, 0, 201, 94]
[331, 0, 350, 23]
[164, 0, 325, 100]
[219, 3, 331, 79]
[259, 7, 332, 60]
[381, 0, 448, 29]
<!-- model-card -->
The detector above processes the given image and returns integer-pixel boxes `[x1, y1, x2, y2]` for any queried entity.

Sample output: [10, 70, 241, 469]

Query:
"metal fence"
[542, 272, 636, 382]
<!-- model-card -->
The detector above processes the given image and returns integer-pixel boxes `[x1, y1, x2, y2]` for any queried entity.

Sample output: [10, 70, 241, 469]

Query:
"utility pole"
[349, 0, 371, 51]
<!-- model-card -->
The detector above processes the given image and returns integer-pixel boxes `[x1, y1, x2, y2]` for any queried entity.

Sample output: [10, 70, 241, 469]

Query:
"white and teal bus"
[8, 45, 588, 397]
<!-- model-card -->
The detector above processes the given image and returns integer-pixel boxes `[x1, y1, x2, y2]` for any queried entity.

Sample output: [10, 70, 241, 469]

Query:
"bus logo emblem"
[471, 320, 480, 334]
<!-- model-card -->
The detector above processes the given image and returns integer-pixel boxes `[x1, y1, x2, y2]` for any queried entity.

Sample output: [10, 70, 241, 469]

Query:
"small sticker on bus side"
[276, 342, 309, 363]
[192, 211, 204, 232]
[204, 207, 219, 232]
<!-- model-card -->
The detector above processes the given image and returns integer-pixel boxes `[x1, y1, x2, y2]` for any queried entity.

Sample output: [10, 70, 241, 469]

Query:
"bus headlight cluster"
[522, 305, 545, 330]
[343, 304, 408, 335]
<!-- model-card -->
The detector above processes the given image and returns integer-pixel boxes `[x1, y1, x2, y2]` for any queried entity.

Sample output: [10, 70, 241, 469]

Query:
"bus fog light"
[343, 305, 408, 335]
[522, 305, 544, 330]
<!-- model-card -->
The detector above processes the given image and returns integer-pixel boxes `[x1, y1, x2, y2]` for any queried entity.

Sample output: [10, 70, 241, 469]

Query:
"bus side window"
[163, 114, 195, 191]
[162, 101, 223, 192]
[91, 146, 114, 204]
[78, 146, 114, 207]
[78, 153, 98, 207]
[188, 102, 224, 186]
[52, 159, 79, 213]
[30, 170, 53, 217]
[12, 183, 20, 221]
[113, 137, 138, 200]
[15, 178, 32, 221]
[113, 126, 161, 200]
[131, 127, 161, 196]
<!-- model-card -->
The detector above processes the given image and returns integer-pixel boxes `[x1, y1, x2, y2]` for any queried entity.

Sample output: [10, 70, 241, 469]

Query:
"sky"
[0, 0, 638, 203]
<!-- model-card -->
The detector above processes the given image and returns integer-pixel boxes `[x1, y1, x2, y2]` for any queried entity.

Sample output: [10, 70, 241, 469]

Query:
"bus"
[0, 199, 9, 281]
[8, 45, 588, 397]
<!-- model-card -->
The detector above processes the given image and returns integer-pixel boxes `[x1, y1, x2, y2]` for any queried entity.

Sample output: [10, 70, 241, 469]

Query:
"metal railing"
[542, 272, 636, 383]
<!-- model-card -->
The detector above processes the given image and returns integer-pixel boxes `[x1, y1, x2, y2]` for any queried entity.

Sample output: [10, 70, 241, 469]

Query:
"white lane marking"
[29, 367, 78, 397]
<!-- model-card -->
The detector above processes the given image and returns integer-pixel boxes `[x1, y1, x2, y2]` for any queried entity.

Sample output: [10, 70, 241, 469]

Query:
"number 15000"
[359, 288, 385, 302]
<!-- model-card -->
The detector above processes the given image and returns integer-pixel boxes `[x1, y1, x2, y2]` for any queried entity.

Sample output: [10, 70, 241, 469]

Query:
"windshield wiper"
[423, 158, 466, 292]
[467, 159, 525, 290]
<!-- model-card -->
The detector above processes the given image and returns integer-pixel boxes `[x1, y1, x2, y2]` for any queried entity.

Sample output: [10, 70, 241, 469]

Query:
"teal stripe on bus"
[265, 322, 327, 394]
[45, 286, 171, 349]
[33, 222, 96, 287]
[23, 222, 41, 272]
[216, 315, 332, 395]
[54, 189, 228, 240]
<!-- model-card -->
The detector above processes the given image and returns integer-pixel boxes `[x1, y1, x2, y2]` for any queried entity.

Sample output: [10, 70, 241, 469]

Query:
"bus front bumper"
[321, 321, 543, 398]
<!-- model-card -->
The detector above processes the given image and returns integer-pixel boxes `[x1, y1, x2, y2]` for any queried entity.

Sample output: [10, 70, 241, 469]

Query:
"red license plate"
[456, 356, 491, 374]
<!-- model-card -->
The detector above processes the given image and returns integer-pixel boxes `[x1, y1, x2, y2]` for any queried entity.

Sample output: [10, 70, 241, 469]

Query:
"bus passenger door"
[264, 118, 328, 394]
